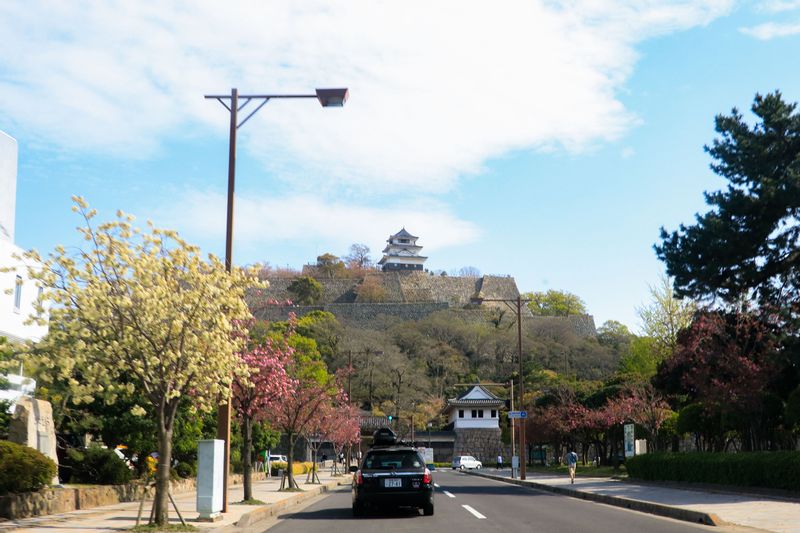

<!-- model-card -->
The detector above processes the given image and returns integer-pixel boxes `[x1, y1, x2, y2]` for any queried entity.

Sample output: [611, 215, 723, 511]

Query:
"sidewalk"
[0, 468, 352, 533]
[465, 468, 800, 533]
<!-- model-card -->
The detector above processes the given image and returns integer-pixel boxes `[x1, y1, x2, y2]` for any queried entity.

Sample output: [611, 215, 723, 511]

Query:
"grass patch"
[236, 498, 265, 505]
[130, 525, 198, 532]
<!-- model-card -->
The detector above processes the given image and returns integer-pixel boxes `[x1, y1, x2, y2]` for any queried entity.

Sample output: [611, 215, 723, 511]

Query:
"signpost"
[508, 411, 528, 419]
[624, 423, 635, 458]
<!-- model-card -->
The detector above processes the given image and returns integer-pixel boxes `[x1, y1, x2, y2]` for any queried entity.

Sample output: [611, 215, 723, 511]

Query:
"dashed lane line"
[462, 505, 487, 519]
[434, 483, 440, 487]
[443, 490, 456, 498]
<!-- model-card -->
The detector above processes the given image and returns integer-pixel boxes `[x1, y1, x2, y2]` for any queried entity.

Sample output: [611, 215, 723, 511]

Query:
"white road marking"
[462, 505, 486, 519]
[443, 490, 455, 498]
[434, 483, 440, 488]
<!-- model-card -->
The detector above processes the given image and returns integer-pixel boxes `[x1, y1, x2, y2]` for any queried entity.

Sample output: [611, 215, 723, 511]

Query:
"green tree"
[618, 336, 660, 378]
[524, 290, 587, 316]
[597, 320, 633, 352]
[656, 92, 800, 308]
[316, 253, 345, 278]
[20, 198, 256, 526]
[287, 276, 323, 305]
[636, 275, 696, 359]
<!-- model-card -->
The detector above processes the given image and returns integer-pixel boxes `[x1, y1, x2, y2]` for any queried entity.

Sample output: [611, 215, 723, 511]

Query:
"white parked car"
[452, 455, 482, 470]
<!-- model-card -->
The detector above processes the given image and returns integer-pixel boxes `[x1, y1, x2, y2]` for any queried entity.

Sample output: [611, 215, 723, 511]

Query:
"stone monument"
[8, 397, 59, 485]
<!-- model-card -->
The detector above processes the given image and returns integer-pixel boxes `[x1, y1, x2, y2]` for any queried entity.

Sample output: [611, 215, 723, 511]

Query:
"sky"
[1, 0, 799, 331]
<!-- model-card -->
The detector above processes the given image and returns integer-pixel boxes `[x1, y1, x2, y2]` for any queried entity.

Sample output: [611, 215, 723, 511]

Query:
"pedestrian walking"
[566, 449, 579, 484]
[496, 454, 503, 469]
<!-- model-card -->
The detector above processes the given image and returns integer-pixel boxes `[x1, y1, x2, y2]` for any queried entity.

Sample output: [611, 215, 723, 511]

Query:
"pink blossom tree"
[232, 337, 294, 500]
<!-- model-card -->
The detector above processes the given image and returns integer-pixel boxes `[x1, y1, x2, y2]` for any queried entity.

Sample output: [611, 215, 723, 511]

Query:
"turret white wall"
[0, 130, 47, 343]
[0, 132, 17, 243]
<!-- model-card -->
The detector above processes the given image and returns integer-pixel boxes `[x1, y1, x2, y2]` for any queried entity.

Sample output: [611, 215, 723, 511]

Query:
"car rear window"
[363, 450, 423, 470]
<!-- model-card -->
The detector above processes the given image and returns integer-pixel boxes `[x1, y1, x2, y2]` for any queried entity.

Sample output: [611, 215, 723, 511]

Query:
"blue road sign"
[508, 411, 527, 419]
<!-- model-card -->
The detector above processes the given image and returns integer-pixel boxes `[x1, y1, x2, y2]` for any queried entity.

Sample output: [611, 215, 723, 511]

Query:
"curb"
[465, 471, 724, 527]
[226, 478, 350, 529]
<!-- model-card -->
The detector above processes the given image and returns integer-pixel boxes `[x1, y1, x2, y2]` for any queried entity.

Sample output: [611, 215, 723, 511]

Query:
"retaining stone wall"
[252, 302, 450, 324]
[0, 472, 265, 520]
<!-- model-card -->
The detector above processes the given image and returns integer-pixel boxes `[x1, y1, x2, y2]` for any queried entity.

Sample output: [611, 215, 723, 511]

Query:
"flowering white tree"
[21, 198, 258, 526]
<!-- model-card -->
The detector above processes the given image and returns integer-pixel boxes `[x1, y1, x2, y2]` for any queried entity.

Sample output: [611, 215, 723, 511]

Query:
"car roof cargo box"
[372, 427, 397, 446]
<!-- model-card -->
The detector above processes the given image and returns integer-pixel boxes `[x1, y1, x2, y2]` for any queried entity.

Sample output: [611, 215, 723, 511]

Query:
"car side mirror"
[349, 465, 358, 473]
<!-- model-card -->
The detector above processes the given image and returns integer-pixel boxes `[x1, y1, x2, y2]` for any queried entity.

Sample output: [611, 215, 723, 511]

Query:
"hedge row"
[626, 452, 800, 491]
[0, 441, 57, 494]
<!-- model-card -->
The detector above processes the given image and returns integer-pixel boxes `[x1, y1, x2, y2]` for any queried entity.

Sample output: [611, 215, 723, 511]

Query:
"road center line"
[462, 504, 486, 519]
[443, 490, 455, 498]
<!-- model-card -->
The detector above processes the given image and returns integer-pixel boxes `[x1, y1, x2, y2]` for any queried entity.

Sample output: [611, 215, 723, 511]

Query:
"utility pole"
[517, 295, 526, 480]
[510, 379, 515, 478]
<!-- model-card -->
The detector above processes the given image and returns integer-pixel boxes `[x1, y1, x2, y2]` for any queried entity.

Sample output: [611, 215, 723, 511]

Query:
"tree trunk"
[242, 416, 253, 501]
[286, 433, 298, 489]
[154, 411, 174, 526]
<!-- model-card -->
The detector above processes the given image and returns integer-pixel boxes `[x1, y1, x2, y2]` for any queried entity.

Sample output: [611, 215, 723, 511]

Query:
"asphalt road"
[261, 470, 727, 533]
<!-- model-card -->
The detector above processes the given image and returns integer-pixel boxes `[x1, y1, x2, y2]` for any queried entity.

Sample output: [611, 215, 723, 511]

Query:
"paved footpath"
[466, 468, 800, 533]
[0, 468, 352, 533]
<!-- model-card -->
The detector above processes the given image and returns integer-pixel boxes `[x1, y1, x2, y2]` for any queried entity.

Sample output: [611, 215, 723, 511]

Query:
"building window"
[458, 410, 464, 418]
[491, 410, 497, 418]
[477, 410, 484, 418]
[36, 286, 44, 316]
[471, 409, 477, 418]
[14, 276, 22, 311]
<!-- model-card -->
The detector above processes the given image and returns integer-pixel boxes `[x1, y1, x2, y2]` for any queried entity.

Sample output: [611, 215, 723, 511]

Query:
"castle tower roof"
[378, 227, 427, 272]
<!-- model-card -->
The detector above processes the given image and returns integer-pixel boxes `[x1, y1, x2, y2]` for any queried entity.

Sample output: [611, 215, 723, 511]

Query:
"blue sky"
[2, 1, 800, 330]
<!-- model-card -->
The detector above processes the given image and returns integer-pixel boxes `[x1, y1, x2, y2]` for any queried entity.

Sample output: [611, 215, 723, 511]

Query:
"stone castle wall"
[452, 428, 507, 464]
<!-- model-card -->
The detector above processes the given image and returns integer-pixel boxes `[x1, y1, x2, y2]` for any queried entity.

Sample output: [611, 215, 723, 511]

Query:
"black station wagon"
[352, 429, 434, 516]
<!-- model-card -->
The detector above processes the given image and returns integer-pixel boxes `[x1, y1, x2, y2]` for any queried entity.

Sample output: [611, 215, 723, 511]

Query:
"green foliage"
[786, 386, 800, 430]
[597, 320, 632, 351]
[63, 446, 132, 485]
[0, 440, 57, 494]
[636, 275, 695, 359]
[295, 311, 341, 364]
[626, 452, 800, 491]
[524, 290, 587, 316]
[656, 92, 800, 307]
[287, 276, 323, 305]
[618, 336, 660, 378]
[0, 400, 11, 440]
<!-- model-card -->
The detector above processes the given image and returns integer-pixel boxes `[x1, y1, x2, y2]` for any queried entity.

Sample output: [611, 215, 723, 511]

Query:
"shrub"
[269, 461, 314, 475]
[175, 461, 196, 478]
[0, 440, 57, 494]
[626, 452, 800, 491]
[64, 446, 132, 485]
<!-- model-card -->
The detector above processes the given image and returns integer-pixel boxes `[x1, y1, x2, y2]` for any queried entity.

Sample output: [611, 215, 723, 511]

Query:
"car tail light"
[423, 468, 432, 484]
[355, 469, 363, 485]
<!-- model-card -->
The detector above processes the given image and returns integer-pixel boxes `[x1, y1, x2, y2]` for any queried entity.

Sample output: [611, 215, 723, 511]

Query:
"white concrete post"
[197, 439, 224, 521]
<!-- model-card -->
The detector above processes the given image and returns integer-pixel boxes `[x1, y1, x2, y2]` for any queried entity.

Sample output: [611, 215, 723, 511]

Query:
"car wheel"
[352, 503, 364, 517]
[477, 463, 482, 469]
[423, 503, 434, 516]
[459, 464, 466, 470]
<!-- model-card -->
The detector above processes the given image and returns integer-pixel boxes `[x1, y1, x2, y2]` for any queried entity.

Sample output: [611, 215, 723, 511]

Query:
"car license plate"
[384, 478, 402, 488]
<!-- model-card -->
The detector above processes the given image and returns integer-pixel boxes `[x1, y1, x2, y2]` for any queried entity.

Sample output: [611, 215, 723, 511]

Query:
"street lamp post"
[206, 87, 348, 511]
[471, 295, 530, 480]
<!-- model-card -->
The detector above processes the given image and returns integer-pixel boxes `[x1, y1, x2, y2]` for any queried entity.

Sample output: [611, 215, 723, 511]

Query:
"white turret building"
[378, 228, 427, 272]
[0, 130, 47, 343]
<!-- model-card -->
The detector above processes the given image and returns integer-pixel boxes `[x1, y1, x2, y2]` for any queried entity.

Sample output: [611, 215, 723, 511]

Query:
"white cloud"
[740, 20, 800, 39]
[150, 189, 481, 256]
[0, 1, 734, 195]
[757, 0, 800, 13]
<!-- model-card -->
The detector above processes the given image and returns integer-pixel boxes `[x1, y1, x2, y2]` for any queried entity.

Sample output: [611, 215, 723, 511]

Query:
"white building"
[445, 385, 504, 430]
[0, 130, 47, 343]
[378, 228, 427, 272]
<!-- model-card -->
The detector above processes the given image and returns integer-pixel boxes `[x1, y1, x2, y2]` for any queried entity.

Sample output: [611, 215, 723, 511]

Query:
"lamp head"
[316, 88, 349, 107]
